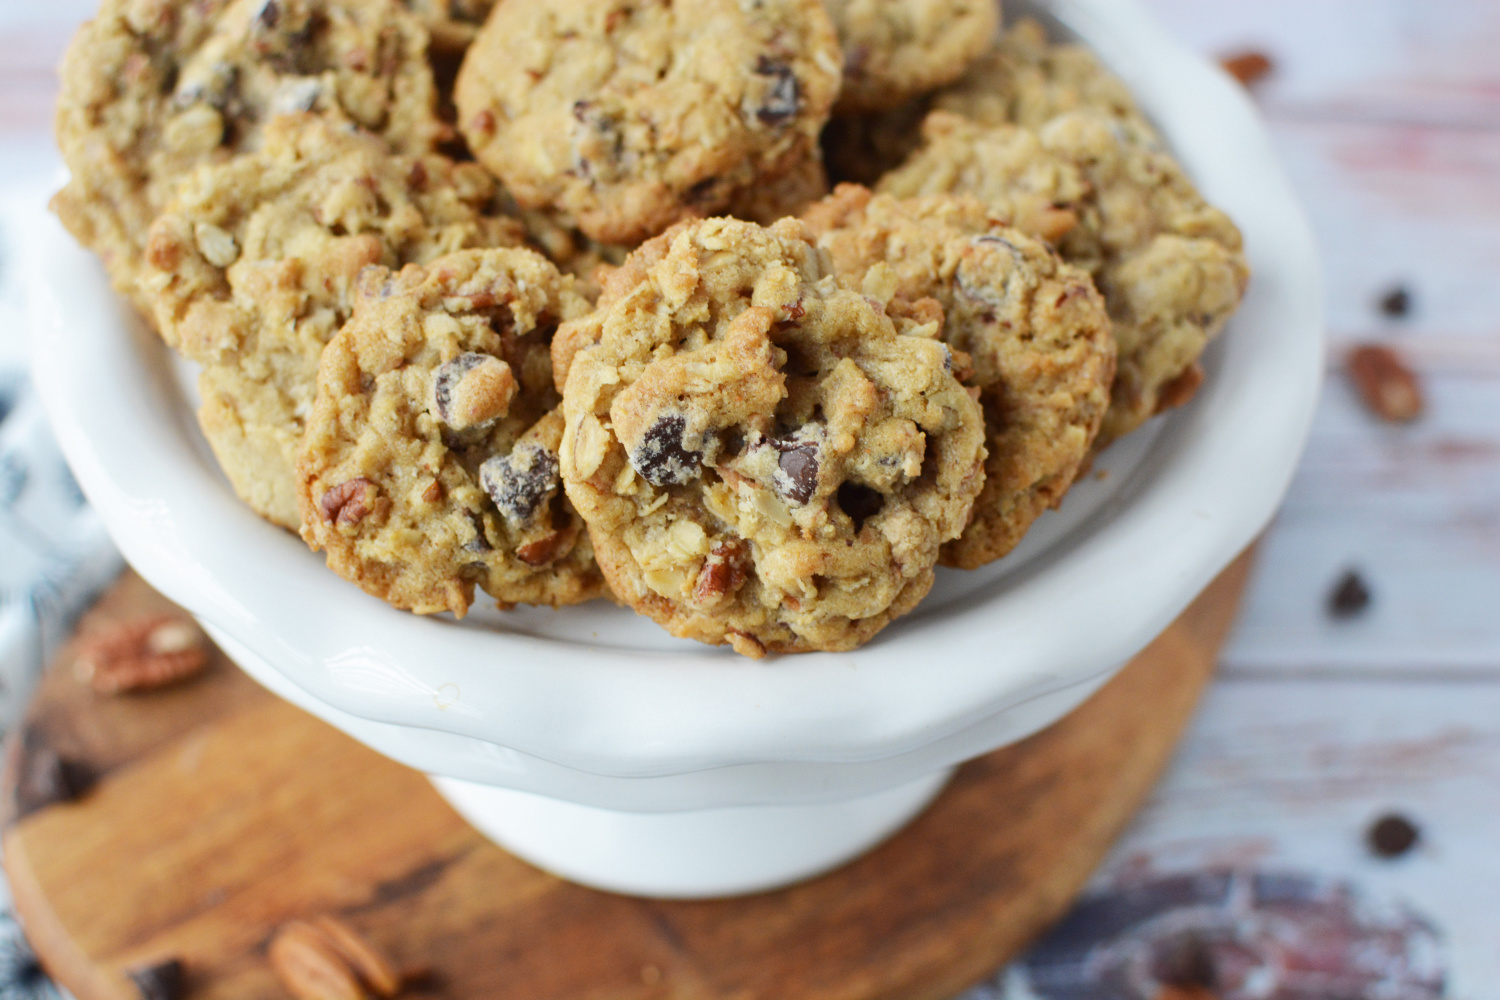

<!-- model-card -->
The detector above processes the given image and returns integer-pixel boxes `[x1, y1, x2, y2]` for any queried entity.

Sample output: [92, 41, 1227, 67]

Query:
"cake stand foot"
[429, 769, 955, 899]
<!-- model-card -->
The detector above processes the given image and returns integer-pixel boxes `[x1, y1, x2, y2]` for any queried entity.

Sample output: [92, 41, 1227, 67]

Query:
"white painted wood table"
[0, 2, 1495, 998]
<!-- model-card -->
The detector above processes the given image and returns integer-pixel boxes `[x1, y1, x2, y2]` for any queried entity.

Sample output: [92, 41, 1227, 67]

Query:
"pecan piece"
[432, 353, 516, 431]
[270, 917, 401, 1000]
[1220, 50, 1274, 86]
[270, 922, 363, 1000]
[693, 540, 750, 605]
[1347, 344, 1423, 422]
[73, 615, 207, 694]
[320, 478, 379, 526]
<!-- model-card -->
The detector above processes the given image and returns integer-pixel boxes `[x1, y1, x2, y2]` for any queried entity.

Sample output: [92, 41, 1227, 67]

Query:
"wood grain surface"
[1, 0, 1497, 996]
[0, 555, 1250, 1000]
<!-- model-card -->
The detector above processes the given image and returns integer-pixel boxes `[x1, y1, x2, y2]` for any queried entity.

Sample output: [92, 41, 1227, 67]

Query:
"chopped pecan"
[269, 922, 363, 1000]
[693, 540, 750, 605]
[516, 529, 569, 567]
[320, 478, 379, 526]
[1154, 363, 1205, 414]
[1347, 344, 1423, 422]
[271, 917, 402, 1000]
[1220, 50, 1274, 86]
[73, 615, 207, 694]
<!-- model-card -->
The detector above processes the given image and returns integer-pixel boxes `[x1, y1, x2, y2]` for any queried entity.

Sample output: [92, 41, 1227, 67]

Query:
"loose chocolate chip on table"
[1327, 568, 1372, 619]
[1378, 284, 1412, 318]
[1368, 813, 1420, 858]
[630, 413, 703, 486]
[480, 444, 560, 527]
[14, 735, 94, 818]
[129, 959, 186, 1000]
[1151, 933, 1218, 988]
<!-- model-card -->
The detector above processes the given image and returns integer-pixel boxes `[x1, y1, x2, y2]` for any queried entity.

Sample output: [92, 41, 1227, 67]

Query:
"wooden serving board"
[0, 552, 1252, 1000]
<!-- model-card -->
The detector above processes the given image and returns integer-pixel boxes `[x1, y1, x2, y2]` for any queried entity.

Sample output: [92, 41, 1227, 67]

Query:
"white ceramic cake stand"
[25, 0, 1323, 898]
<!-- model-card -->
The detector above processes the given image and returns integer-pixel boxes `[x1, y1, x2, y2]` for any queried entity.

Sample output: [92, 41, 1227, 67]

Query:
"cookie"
[803, 186, 1115, 568]
[826, 0, 999, 114]
[880, 110, 1248, 446]
[724, 148, 831, 225]
[299, 248, 603, 614]
[401, 0, 495, 51]
[454, 0, 842, 245]
[558, 217, 986, 657]
[52, 0, 447, 308]
[138, 114, 523, 528]
[932, 18, 1146, 131]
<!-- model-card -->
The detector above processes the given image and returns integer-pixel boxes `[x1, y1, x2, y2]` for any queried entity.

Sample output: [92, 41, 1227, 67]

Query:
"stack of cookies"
[53, 0, 1248, 657]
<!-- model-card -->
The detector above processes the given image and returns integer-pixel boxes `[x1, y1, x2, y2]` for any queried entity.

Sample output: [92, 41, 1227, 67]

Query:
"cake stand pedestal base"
[1, 550, 1252, 1000]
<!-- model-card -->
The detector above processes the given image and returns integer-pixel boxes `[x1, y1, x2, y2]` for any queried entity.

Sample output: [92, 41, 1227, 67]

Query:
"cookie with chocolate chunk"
[52, 0, 447, 309]
[137, 114, 522, 528]
[454, 0, 842, 245]
[300, 248, 603, 614]
[881, 110, 1248, 447]
[803, 186, 1115, 568]
[558, 217, 985, 657]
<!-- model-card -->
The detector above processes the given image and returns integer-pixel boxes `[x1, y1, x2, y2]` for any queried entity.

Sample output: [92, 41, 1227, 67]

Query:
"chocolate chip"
[837, 482, 884, 532]
[767, 435, 820, 504]
[432, 353, 515, 431]
[1378, 285, 1412, 318]
[1152, 934, 1217, 988]
[480, 444, 559, 527]
[256, 0, 281, 29]
[129, 959, 186, 1000]
[630, 413, 703, 486]
[1368, 813, 1420, 858]
[320, 478, 377, 526]
[15, 733, 94, 818]
[1327, 568, 1372, 619]
[752, 56, 800, 126]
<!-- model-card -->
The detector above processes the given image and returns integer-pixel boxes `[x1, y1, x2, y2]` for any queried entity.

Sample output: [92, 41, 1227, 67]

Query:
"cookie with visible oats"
[803, 187, 1115, 568]
[52, 0, 447, 310]
[932, 17, 1147, 131]
[299, 248, 603, 614]
[826, 0, 999, 113]
[558, 217, 985, 657]
[881, 110, 1248, 447]
[454, 0, 841, 245]
[137, 115, 523, 529]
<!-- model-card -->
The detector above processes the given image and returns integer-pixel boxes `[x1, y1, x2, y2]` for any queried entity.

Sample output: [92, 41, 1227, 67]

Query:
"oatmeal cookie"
[803, 186, 1114, 568]
[724, 148, 831, 225]
[52, 0, 447, 307]
[826, 0, 999, 114]
[881, 110, 1248, 446]
[932, 18, 1147, 131]
[401, 0, 494, 51]
[558, 217, 986, 657]
[138, 114, 523, 528]
[299, 248, 602, 614]
[454, 0, 842, 245]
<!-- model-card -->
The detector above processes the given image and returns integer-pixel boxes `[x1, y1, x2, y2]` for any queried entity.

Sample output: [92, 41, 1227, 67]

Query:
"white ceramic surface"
[24, 0, 1323, 897]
